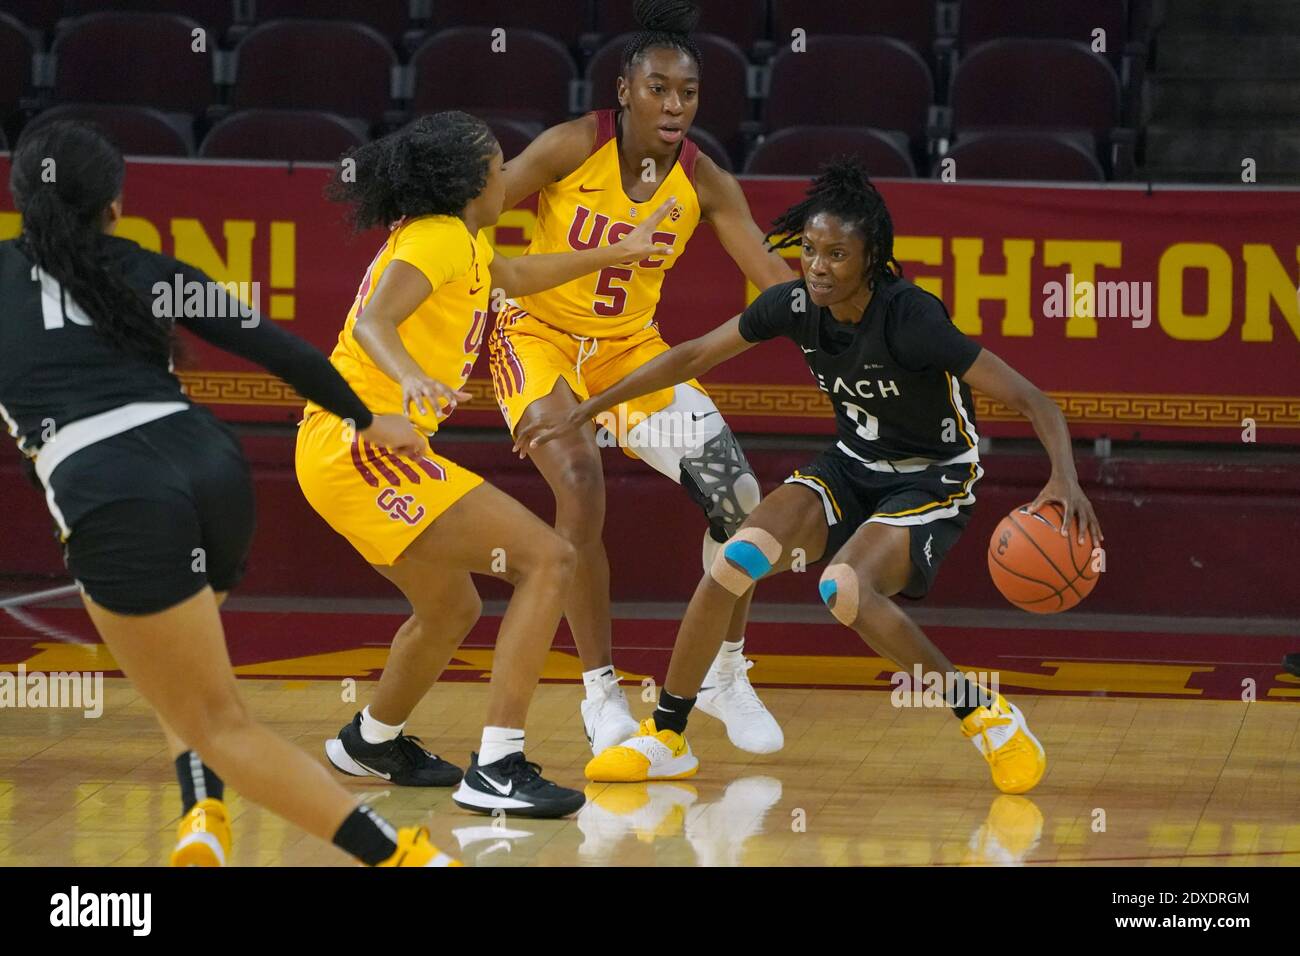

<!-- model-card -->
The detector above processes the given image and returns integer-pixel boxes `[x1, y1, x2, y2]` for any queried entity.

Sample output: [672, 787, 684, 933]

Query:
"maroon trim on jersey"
[678, 137, 701, 186]
[591, 109, 618, 155]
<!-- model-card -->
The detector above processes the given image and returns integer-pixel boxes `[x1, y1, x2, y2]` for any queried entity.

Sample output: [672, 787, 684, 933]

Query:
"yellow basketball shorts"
[295, 410, 484, 566]
[487, 303, 707, 436]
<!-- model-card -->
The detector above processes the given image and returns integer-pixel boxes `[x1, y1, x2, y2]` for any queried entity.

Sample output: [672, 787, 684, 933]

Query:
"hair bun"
[819, 156, 875, 193]
[633, 0, 701, 35]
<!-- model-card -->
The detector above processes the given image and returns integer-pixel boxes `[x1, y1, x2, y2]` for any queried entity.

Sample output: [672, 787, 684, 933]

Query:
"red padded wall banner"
[2, 156, 1298, 444]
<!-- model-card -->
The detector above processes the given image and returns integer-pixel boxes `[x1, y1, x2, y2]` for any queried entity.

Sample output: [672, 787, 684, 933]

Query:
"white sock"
[359, 705, 404, 745]
[582, 665, 618, 696]
[721, 639, 744, 654]
[479, 726, 525, 766]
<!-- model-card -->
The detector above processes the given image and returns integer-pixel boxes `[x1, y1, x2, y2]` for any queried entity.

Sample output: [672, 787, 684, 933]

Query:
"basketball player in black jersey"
[0, 121, 456, 865]
[515, 159, 1102, 792]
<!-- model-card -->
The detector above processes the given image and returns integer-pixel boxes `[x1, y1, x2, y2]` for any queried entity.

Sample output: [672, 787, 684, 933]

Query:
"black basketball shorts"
[43, 405, 255, 615]
[784, 445, 983, 599]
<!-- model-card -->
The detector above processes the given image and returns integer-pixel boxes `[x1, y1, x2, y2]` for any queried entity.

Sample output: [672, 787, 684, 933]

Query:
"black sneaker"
[452, 752, 586, 818]
[1284, 653, 1300, 677]
[325, 713, 463, 787]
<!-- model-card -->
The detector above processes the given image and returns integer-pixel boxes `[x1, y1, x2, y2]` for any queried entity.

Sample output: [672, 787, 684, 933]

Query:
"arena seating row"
[0, 1, 1151, 180]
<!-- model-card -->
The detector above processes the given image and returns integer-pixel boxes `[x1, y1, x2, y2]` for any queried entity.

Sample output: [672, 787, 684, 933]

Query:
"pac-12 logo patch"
[377, 487, 425, 525]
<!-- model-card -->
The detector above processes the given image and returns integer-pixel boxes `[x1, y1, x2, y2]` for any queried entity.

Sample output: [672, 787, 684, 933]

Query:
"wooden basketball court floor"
[1, 597, 1298, 867]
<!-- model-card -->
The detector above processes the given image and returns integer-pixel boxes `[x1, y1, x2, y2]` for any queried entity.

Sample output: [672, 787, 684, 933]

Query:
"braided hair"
[766, 157, 903, 291]
[328, 111, 499, 230]
[622, 0, 703, 77]
[9, 120, 174, 365]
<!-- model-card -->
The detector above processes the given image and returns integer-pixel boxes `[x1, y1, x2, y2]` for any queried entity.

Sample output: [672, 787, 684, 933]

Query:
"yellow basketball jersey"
[305, 215, 493, 435]
[515, 109, 702, 339]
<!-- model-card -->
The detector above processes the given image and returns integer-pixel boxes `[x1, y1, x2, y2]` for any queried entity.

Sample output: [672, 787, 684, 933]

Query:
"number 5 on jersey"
[593, 267, 633, 317]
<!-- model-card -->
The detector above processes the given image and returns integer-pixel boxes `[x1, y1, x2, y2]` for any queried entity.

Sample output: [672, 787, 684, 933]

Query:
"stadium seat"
[595, 0, 768, 57]
[951, 39, 1119, 140]
[410, 28, 577, 128]
[23, 103, 195, 156]
[959, 0, 1127, 61]
[687, 127, 733, 172]
[249, 0, 413, 46]
[199, 109, 367, 161]
[941, 129, 1104, 182]
[770, 0, 935, 59]
[487, 116, 542, 160]
[1, 0, 62, 35]
[0, 14, 35, 128]
[429, 0, 591, 51]
[51, 13, 216, 114]
[766, 37, 932, 146]
[64, 1, 239, 37]
[231, 20, 397, 127]
[744, 126, 915, 178]
[587, 33, 750, 164]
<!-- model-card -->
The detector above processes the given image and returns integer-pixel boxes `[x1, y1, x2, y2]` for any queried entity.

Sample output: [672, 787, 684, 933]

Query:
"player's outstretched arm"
[499, 116, 596, 212]
[350, 260, 471, 421]
[697, 155, 796, 291]
[512, 315, 755, 456]
[491, 196, 677, 299]
[962, 350, 1102, 545]
[174, 265, 426, 457]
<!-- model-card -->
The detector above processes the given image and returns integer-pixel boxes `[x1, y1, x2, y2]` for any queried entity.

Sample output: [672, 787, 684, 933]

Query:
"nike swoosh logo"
[354, 760, 392, 780]
[940, 476, 963, 484]
[578, 185, 603, 193]
[800, 347, 816, 353]
[690, 411, 719, 421]
[478, 771, 513, 796]
[469, 286, 484, 294]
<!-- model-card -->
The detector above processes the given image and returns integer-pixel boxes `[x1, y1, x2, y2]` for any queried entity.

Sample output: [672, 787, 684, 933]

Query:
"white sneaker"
[580, 670, 640, 755]
[695, 643, 784, 754]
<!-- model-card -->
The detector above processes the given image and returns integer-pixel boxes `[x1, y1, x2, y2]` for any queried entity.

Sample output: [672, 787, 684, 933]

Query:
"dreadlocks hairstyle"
[328, 111, 499, 231]
[9, 120, 173, 365]
[622, 0, 703, 77]
[766, 157, 904, 291]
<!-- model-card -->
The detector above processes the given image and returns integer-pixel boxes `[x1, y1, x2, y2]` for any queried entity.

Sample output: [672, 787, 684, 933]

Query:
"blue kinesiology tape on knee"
[818, 578, 838, 605]
[725, 539, 772, 580]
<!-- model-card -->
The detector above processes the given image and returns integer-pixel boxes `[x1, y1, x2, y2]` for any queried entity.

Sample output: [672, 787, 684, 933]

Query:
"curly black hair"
[328, 111, 499, 230]
[766, 156, 903, 291]
[622, 0, 703, 77]
[10, 120, 174, 365]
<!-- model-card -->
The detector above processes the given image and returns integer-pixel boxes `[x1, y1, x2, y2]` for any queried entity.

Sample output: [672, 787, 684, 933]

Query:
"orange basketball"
[987, 502, 1100, 613]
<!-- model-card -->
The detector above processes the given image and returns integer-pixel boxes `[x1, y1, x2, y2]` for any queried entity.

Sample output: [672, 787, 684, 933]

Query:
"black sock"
[174, 751, 225, 816]
[333, 805, 400, 866]
[654, 690, 696, 735]
[948, 678, 989, 720]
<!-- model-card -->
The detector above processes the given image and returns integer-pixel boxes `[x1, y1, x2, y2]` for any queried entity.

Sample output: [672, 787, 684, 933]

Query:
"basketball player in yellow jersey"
[296, 111, 678, 817]
[489, 0, 794, 755]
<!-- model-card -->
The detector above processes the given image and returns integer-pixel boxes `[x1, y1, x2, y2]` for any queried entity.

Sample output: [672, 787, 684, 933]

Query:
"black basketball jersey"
[0, 234, 369, 457]
[738, 277, 982, 463]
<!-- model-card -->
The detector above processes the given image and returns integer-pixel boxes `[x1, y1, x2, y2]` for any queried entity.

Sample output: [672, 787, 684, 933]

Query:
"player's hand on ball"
[512, 405, 587, 458]
[361, 414, 427, 458]
[400, 373, 470, 418]
[1030, 476, 1102, 546]
[612, 196, 678, 263]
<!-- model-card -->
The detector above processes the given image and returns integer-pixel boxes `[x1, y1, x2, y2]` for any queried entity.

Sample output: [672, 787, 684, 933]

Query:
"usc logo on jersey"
[566, 206, 676, 269]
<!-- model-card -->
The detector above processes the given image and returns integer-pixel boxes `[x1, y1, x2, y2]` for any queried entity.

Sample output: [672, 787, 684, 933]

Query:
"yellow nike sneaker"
[169, 798, 232, 867]
[584, 718, 699, 782]
[377, 826, 461, 867]
[960, 693, 1046, 794]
